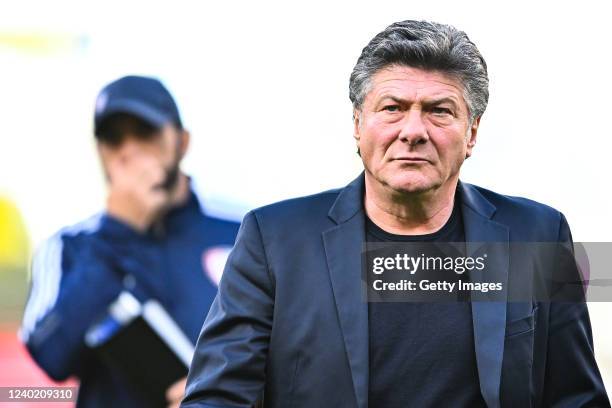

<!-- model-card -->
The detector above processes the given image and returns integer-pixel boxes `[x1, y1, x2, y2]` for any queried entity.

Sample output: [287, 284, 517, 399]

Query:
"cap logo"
[95, 92, 109, 114]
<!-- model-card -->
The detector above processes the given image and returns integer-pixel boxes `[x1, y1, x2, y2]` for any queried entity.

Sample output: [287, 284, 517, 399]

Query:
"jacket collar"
[327, 173, 365, 224]
[327, 172, 497, 224]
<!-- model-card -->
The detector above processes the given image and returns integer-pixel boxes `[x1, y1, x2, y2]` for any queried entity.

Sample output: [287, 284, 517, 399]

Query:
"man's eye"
[431, 107, 452, 115]
[382, 105, 400, 112]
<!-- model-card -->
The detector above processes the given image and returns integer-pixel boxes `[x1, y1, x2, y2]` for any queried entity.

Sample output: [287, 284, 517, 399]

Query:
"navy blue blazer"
[182, 174, 609, 408]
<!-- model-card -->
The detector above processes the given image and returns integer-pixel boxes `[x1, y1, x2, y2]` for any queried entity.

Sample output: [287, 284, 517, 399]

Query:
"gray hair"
[349, 20, 489, 122]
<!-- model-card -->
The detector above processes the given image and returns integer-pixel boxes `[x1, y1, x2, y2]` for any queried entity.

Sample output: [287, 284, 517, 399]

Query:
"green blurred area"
[0, 265, 28, 324]
[0, 196, 30, 325]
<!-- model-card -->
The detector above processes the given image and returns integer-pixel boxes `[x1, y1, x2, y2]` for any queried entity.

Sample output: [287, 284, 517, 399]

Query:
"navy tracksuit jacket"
[20, 183, 241, 407]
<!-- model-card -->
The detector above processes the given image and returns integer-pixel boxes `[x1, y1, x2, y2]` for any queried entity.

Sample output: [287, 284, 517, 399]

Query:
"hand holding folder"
[85, 291, 194, 407]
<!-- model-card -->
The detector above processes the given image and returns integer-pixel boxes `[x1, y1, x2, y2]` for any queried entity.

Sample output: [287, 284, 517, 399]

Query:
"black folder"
[85, 292, 194, 407]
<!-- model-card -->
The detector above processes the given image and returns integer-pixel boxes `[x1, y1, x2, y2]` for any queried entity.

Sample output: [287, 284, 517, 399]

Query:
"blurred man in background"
[20, 75, 240, 407]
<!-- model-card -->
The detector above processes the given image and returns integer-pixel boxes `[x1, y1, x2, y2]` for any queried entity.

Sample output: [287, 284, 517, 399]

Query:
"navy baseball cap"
[94, 75, 182, 137]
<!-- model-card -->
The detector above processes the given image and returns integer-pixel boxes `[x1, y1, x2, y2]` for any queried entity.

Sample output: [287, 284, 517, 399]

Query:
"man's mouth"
[392, 157, 429, 163]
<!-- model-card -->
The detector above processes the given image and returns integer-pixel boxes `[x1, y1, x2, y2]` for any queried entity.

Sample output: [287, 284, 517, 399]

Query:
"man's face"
[97, 116, 186, 191]
[354, 64, 479, 195]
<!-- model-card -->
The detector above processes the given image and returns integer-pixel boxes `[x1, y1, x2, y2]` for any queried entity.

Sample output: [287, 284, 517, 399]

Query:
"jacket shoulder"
[471, 184, 561, 215]
[466, 183, 565, 238]
[32, 213, 106, 278]
[248, 188, 341, 228]
[40, 213, 105, 248]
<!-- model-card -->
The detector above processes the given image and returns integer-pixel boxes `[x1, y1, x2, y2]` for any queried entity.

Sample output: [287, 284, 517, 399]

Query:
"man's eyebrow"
[421, 97, 459, 107]
[376, 95, 460, 107]
[377, 95, 411, 105]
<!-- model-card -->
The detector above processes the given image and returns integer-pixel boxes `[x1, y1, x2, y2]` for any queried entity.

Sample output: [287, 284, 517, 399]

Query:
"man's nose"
[398, 109, 429, 146]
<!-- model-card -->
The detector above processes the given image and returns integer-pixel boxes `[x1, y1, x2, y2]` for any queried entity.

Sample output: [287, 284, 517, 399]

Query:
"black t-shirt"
[366, 196, 486, 408]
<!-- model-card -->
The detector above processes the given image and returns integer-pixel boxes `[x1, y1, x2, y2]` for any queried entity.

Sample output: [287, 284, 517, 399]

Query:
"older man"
[182, 21, 609, 407]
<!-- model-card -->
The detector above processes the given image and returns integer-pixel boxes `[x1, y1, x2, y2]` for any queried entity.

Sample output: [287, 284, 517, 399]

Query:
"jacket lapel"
[322, 174, 369, 408]
[460, 182, 510, 408]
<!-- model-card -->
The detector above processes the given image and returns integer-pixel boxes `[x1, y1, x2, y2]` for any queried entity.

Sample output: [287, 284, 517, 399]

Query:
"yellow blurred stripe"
[0, 197, 30, 270]
[0, 32, 87, 55]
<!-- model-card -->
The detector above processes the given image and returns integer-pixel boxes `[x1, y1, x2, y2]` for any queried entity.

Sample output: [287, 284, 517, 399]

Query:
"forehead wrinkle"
[374, 77, 462, 94]
[370, 65, 463, 95]
[376, 65, 463, 87]
[365, 68, 467, 112]
[371, 85, 463, 108]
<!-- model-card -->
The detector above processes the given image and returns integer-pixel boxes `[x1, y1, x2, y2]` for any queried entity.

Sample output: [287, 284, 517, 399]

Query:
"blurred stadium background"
[1, 1, 611, 405]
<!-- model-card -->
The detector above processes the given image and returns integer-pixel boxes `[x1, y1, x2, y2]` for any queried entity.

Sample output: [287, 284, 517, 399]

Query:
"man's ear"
[179, 130, 191, 159]
[96, 141, 111, 166]
[465, 116, 481, 158]
[353, 109, 361, 155]
[95, 141, 112, 183]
